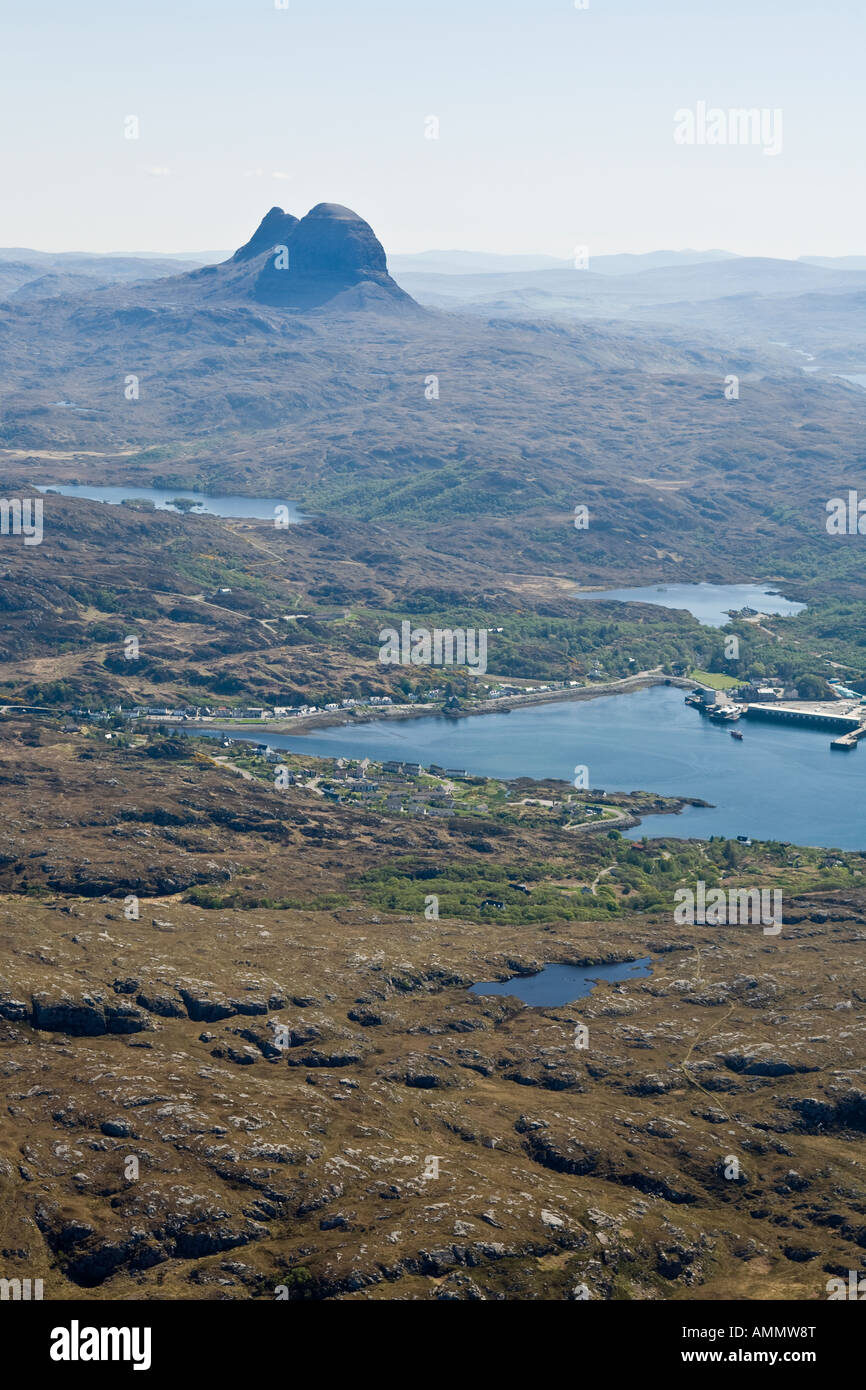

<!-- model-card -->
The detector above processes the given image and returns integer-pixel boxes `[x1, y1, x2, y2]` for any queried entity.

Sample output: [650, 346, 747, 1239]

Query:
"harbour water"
[228, 684, 866, 849]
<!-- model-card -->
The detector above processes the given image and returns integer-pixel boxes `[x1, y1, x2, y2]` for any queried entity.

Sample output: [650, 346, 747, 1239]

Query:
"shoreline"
[155, 673, 696, 736]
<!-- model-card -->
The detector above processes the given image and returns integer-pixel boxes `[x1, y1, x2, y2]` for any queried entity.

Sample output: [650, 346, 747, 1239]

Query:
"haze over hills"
[392, 255, 866, 322]
[0, 201, 864, 591]
[799, 255, 866, 271]
[0, 252, 205, 302]
[386, 257, 866, 366]
[3, 227, 865, 369]
[389, 250, 866, 278]
[389, 249, 741, 276]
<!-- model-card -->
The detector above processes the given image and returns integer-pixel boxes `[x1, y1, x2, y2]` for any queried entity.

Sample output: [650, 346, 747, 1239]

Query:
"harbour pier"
[744, 702, 863, 733]
[686, 686, 866, 749]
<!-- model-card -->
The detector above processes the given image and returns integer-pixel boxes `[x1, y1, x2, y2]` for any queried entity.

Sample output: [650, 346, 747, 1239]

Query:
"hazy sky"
[1, 0, 863, 258]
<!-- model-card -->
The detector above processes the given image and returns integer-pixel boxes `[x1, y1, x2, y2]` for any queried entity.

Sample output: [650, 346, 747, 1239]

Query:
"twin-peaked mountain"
[186, 202, 418, 313]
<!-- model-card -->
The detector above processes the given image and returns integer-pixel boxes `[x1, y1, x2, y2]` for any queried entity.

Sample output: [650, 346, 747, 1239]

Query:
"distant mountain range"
[6, 223, 863, 362]
[2, 231, 865, 365]
[3, 239, 865, 298]
[391, 256, 866, 311]
[388, 249, 866, 277]
[0, 251, 205, 301]
[386, 256, 866, 363]
[388, 249, 741, 276]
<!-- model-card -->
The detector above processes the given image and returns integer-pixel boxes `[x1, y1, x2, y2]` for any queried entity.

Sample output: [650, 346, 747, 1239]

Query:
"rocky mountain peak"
[230, 207, 299, 264]
[246, 202, 415, 311]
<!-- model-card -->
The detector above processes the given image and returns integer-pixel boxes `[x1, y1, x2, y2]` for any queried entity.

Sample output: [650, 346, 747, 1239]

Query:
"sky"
[0, 0, 863, 259]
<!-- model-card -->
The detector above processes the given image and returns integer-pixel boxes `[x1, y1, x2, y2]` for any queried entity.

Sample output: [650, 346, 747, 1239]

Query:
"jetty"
[744, 700, 863, 733]
[685, 687, 866, 749]
[831, 728, 866, 749]
[745, 700, 866, 750]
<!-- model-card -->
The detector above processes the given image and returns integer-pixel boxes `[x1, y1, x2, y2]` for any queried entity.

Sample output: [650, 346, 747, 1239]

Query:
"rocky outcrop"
[178, 987, 237, 1022]
[788, 1088, 866, 1133]
[517, 1117, 697, 1204]
[30, 990, 148, 1036]
[135, 989, 186, 1019]
[721, 1048, 819, 1077]
[0, 990, 29, 1021]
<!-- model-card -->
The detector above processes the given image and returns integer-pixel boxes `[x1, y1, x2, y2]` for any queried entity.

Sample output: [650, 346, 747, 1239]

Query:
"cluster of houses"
[315, 757, 473, 816]
[381, 760, 469, 778]
[312, 696, 395, 714]
[214, 743, 601, 823]
[75, 704, 273, 722]
[250, 756, 473, 817]
[76, 698, 397, 724]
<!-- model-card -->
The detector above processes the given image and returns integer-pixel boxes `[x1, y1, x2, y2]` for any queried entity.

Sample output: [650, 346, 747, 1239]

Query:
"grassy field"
[689, 667, 746, 690]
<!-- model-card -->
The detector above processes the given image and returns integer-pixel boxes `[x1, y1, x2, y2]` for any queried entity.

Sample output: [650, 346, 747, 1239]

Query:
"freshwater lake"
[470, 957, 652, 1005]
[574, 582, 805, 628]
[36, 483, 302, 522]
[222, 684, 866, 850]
